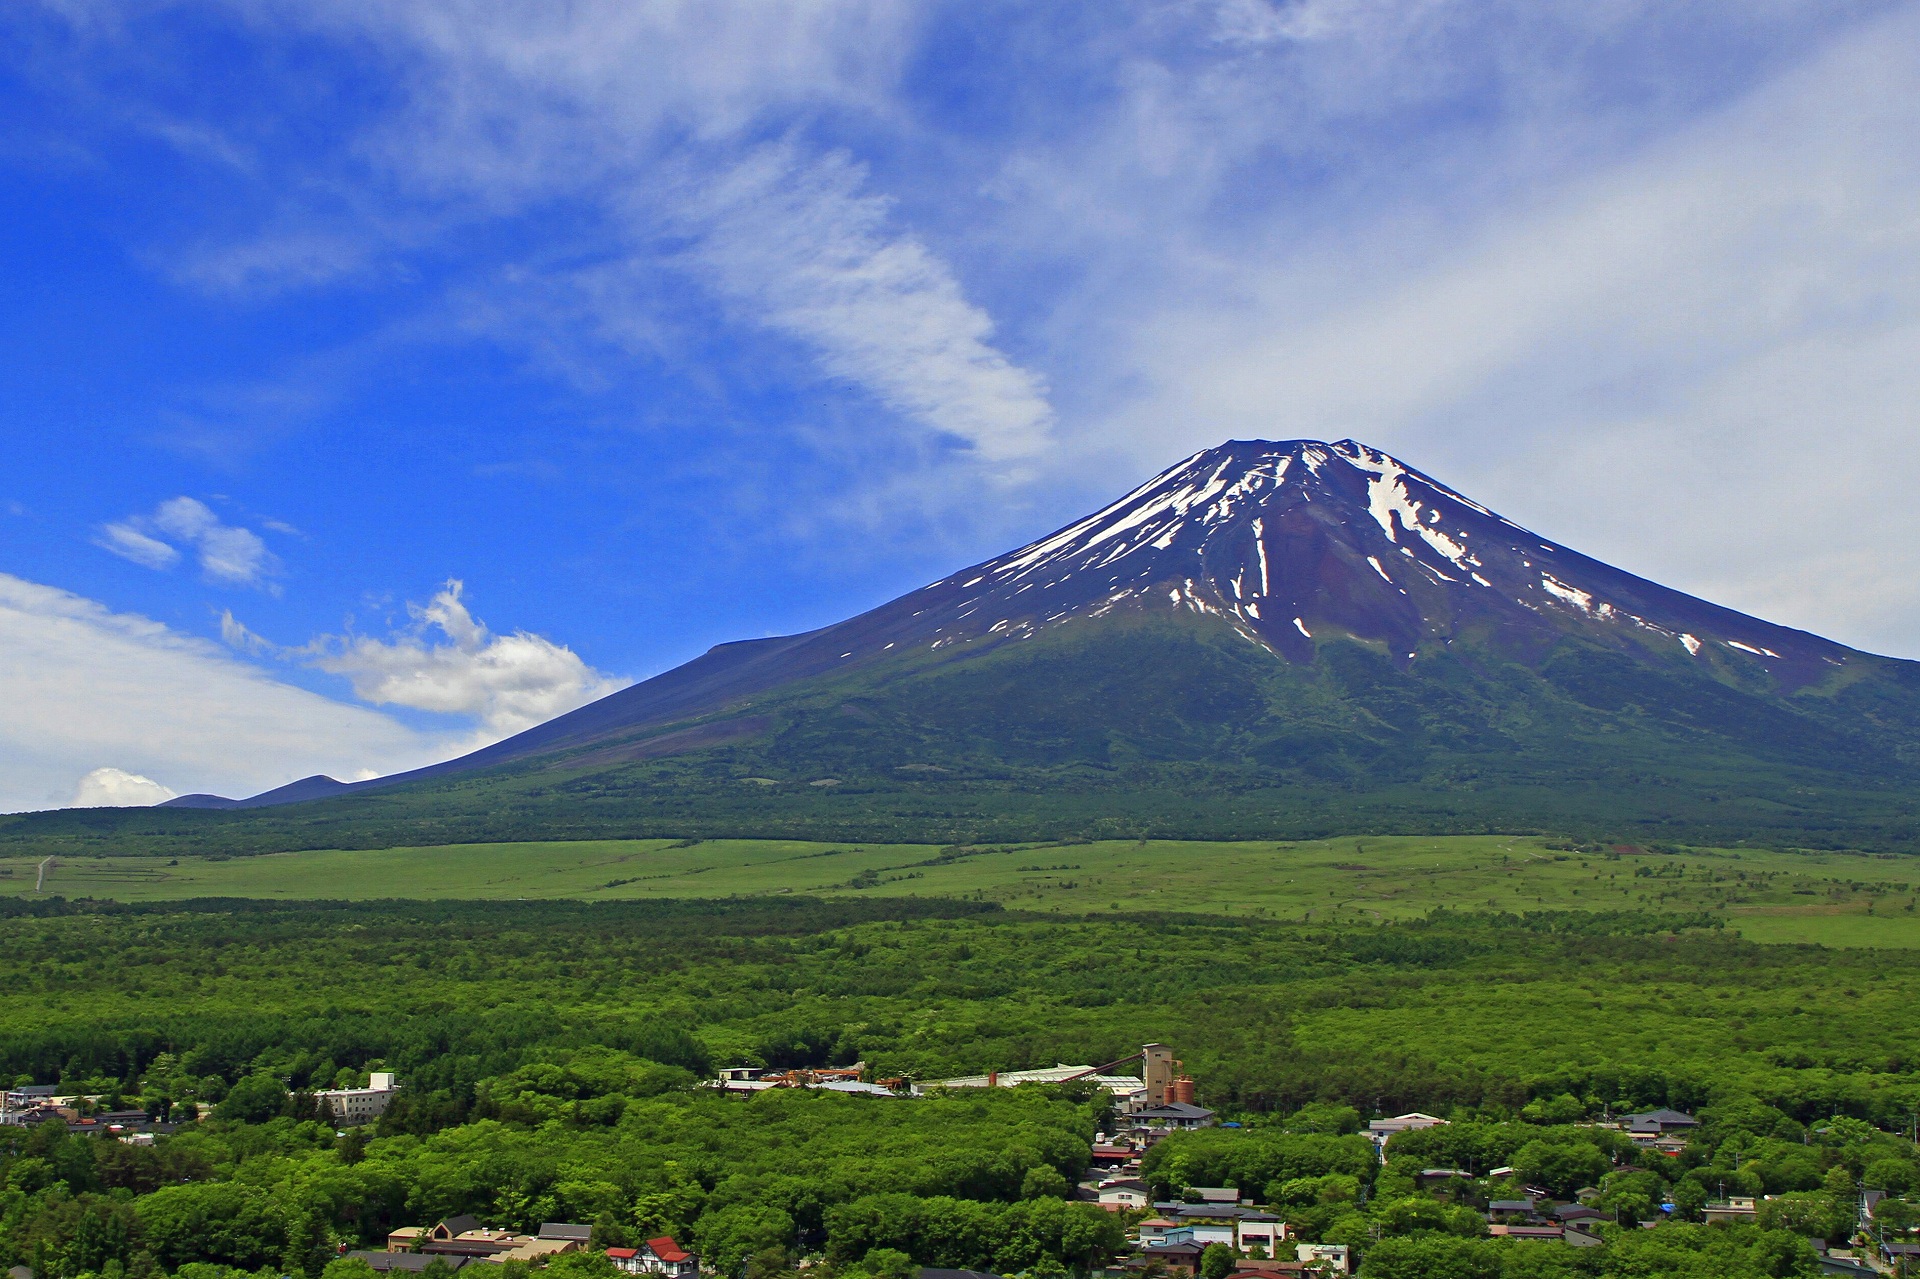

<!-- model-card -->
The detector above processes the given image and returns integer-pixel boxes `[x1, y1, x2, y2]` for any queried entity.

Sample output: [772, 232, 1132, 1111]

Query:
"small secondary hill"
[13, 438, 1920, 855]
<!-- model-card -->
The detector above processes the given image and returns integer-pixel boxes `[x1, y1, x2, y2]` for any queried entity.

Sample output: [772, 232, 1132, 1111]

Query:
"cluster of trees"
[1, 1083, 1115, 1279]
[5, 896, 1920, 1279]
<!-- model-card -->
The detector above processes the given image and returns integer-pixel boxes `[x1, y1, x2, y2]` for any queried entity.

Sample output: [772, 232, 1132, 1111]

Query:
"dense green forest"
[3, 896, 1917, 1279]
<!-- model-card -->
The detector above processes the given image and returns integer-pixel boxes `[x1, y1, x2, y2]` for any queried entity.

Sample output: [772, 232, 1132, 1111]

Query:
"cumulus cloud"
[71, 767, 177, 808]
[94, 497, 281, 588]
[0, 572, 448, 813]
[283, 581, 628, 741]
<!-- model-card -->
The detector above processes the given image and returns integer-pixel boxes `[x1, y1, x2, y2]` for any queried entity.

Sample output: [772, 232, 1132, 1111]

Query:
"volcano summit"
[23, 440, 1920, 853]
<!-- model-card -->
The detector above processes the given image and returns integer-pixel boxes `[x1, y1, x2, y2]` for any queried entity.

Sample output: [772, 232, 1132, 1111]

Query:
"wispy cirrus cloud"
[109, 1, 1056, 470]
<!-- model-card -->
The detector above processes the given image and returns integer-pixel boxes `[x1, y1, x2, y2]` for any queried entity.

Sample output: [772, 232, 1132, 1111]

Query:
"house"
[1234, 1218, 1287, 1256]
[315, 1073, 401, 1127]
[3, 1085, 58, 1109]
[1881, 1243, 1920, 1266]
[1624, 1109, 1698, 1136]
[1820, 1257, 1879, 1279]
[1135, 1218, 1184, 1247]
[1367, 1114, 1445, 1143]
[1190, 1187, 1244, 1204]
[1702, 1198, 1757, 1225]
[1488, 1201, 1539, 1223]
[347, 1252, 471, 1273]
[1553, 1205, 1610, 1228]
[1140, 1242, 1206, 1274]
[611, 1237, 698, 1278]
[1501, 1227, 1565, 1242]
[1564, 1230, 1605, 1248]
[1150, 1205, 1286, 1251]
[10, 1265, 36, 1279]
[428, 1218, 484, 1245]
[1100, 1179, 1153, 1211]
[494, 1239, 577, 1263]
[539, 1225, 593, 1245]
[1294, 1244, 1350, 1275]
[427, 1229, 528, 1258]
[1131, 1103, 1216, 1132]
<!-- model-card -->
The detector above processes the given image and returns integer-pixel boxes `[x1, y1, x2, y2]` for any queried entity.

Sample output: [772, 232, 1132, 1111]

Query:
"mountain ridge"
[19, 437, 1920, 856]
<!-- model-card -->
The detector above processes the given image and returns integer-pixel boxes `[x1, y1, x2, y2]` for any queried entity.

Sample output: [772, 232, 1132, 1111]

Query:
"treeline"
[4, 900, 1919, 1123]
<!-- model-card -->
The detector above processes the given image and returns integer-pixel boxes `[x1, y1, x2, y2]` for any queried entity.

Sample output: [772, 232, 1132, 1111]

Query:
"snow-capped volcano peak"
[845, 437, 1847, 681]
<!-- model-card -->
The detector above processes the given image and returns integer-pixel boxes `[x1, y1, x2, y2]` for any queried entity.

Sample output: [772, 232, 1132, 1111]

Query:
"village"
[8, 1043, 1896, 1279]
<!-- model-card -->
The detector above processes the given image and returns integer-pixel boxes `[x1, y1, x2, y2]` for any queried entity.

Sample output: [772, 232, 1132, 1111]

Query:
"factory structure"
[937, 1043, 1215, 1134]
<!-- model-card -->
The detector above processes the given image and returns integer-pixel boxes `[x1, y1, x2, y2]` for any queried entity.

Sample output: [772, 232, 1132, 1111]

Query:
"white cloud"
[0, 572, 448, 813]
[67, 1, 1054, 469]
[678, 145, 1055, 462]
[95, 522, 180, 570]
[298, 580, 629, 741]
[1094, 3, 1920, 656]
[71, 767, 177, 808]
[94, 497, 282, 588]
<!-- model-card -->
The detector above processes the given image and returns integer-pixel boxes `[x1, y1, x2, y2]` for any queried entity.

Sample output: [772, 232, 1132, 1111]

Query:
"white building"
[1297, 1244, 1351, 1274]
[937, 1064, 1147, 1101]
[315, 1072, 400, 1126]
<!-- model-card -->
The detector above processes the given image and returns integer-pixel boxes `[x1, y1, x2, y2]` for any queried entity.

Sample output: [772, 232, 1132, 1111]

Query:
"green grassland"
[7, 833, 1917, 946]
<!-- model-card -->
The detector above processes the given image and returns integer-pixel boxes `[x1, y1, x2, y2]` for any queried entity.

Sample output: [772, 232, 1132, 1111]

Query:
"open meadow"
[5, 833, 1916, 946]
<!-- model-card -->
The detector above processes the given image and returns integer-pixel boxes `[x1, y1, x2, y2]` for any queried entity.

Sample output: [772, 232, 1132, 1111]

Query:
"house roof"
[1143, 1244, 1206, 1258]
[646, 1237, 691, 1263]
[348, 1252, 470, 1272]
[918, 1269, 1006, 1279]
[1554, 1205, 1606, 1220]
[436, 1216, 483, 1237]
[606, 1249, 638, 1259]
[1626, 1109, 1697, 1126]
[1489, 1201, 1537, 1212]
[1135, 1103, 1215, 1119]
[1166, 1205, 1279, 1221]
[539, 1224, 593, 1242]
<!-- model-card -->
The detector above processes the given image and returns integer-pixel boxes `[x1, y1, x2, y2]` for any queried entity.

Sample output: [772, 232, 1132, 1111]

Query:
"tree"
[857, 1249, 915, 1279]
[1020, 1167, 1070, 1200]
[321, 1260, 381, 1279]
[1355, 1236, 1503, 1279]
[1200, 1243, 1237, 1279]
[1284, 1105, 1363, 1136]
[1511, 1141, 1610, 1199]
[695, 1204, 796, 1275]
[214, 1074, 288, 1124]
[135, 1182, 286, 1270]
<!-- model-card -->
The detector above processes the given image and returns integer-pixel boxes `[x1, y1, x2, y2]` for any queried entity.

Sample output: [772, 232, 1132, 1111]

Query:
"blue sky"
[4, 0, 1919, 810]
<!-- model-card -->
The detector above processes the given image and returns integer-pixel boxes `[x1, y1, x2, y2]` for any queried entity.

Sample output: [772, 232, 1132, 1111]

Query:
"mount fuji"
[22, 439, 1920, 852]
